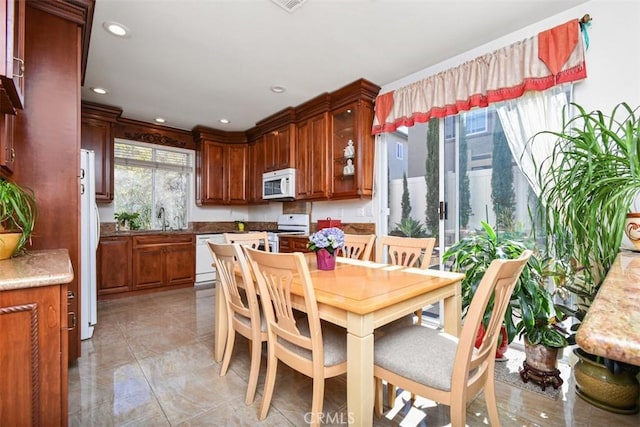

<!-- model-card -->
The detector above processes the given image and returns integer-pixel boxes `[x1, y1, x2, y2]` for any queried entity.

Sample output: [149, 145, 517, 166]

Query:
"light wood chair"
[339, 233, 376, 261]
[223, 231, 270, 252]
[207, 242, 267, 405]
[243, 247, 347, 427]
[376, 235, 436, 269]
[373, 250, 532, 426]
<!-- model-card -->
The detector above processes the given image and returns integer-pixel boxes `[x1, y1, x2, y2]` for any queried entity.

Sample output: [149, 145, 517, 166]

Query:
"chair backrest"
[340, 233, 376, 261]
[224, 232, 271, 252]
[243, 247, 324, 366]
[377, 235, 436, 269]
[453, 250, 532, 395]
[207, 242, 261, 330]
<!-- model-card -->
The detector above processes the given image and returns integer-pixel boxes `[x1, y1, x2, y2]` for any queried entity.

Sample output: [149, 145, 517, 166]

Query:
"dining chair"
[339, 233, 376, 261]
[223, 231, 270, 251]
[243, 247, 347, 427]
[376, 235, 436, 269]
[207, 242, 267, 405]
[373, 250, 532, 426]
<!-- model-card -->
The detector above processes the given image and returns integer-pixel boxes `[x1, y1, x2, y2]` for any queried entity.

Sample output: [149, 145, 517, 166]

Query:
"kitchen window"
[113, 139, 192, 230]
[464, 109, 488, 135]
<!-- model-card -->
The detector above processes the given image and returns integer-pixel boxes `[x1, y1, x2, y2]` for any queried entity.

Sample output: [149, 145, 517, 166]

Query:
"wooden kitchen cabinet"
[329, 80, 378, 199]
[132, 233, 195, 291]
[0, 111, 15, 175]
[97, 236, 132, 297]
[256, 108, 296, 172]
[278, 235, 311, 253]
[0, 0, 25, 113]
[247, 132, 266, 204]
[295, 94, 330, 200]
[194, 126, 248, 205]
[81, 102, 122, 203]
[0, 250, 73, 427]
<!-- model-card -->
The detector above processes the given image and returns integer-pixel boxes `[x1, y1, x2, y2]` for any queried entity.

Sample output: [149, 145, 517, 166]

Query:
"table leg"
[442, 283, 461, 336]
[214, 284, 227, 362]
[347, 312, 374, 427]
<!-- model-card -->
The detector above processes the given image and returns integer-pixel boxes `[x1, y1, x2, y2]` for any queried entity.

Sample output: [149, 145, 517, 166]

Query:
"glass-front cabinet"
[330, 93, 375, 199]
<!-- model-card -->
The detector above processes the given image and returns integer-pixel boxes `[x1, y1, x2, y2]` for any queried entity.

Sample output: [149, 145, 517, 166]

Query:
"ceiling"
[82, 0, 588, 132]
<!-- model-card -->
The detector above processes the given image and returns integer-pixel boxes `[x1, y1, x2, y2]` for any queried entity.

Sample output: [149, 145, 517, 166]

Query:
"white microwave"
[262, 168, 296, 200]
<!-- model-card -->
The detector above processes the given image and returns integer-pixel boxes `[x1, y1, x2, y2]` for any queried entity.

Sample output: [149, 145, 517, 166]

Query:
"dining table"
[214, 254, 464, 427]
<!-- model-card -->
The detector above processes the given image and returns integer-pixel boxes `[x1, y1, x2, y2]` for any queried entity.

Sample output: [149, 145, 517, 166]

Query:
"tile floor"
[68, 286, 640, 426]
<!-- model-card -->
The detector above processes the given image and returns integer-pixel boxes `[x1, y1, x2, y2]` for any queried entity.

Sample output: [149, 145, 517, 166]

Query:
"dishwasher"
[195, 234, 225, 285]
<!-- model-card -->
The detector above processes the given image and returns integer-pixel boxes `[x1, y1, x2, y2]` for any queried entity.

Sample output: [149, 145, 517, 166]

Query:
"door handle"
[439, 201, 448, 220]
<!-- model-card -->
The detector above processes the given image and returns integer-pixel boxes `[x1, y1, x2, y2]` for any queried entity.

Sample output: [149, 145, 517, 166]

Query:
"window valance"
[372, 19, 587, 135]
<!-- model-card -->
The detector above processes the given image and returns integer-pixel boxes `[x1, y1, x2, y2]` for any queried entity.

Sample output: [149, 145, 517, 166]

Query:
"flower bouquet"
[308, 227, 345, 270]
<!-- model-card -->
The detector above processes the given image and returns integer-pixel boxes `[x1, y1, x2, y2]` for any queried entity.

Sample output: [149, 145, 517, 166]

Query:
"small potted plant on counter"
[114, 211, 141, 231]
[0, 178, 38, 259]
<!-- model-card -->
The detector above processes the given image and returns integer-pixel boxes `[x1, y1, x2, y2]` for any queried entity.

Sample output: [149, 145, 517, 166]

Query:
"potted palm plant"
[535, 101, 640, 412]
[0, 179, 38, 259]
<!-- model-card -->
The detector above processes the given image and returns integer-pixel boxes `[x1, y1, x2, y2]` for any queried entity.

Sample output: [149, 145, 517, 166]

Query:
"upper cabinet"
[0, 0, 25, 113]
[247, 129, 266, 204]
[256, 108, 296, 172]
[296, 94, 330, 200]
[329, 79, 378, 199]
[81, 102, 122, 203]
[194, 126, 248, 205]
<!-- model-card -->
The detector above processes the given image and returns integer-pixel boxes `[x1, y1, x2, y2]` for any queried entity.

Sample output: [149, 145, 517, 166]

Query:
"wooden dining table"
[214, 255, 464, 427]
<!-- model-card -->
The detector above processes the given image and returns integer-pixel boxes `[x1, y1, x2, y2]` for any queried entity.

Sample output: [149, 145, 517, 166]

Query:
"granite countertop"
[0, 249, 74, 292]
[576, 250, 640, 365]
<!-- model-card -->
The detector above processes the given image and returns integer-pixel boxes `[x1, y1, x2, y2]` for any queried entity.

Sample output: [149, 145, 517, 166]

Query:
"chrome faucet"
[157, 207, 167, 231]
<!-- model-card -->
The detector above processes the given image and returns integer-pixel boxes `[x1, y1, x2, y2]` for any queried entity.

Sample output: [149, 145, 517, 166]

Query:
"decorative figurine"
[343, 158, 355, 175]
[343, 140, 355, 158]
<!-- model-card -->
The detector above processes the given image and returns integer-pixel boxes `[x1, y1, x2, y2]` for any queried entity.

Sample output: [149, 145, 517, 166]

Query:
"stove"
[267, 214, 310, 252]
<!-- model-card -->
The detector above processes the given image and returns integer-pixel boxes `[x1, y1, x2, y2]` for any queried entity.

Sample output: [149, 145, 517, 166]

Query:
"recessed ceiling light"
[90, 87, 108, 95]
[219, 119, 230, 124]
[270, 85, 286, 94]
[102, 21, 130, 37]
[155, 117, 166, 124]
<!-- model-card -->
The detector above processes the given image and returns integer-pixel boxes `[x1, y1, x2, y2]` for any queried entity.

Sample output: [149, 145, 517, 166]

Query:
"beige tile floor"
[68, 286, 640, 426]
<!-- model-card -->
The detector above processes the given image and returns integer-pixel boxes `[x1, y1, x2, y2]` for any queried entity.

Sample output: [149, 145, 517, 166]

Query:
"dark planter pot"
[520, 339, 563, 390]
[573, 348, 640, 414]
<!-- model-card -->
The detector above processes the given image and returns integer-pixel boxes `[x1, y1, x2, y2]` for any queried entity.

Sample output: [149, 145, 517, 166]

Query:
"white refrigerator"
[80, 149, 99, 340]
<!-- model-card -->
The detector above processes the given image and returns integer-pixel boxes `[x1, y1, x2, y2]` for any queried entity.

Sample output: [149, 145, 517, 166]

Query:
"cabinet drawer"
[132, 233, 194, 247]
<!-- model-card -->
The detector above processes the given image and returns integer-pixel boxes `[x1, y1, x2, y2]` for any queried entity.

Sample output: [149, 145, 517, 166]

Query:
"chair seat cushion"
[374, 314, 415, 339]
[279, 318, 347, 367]
[236, 310, 267, 333]
[374, 325, 458, 391]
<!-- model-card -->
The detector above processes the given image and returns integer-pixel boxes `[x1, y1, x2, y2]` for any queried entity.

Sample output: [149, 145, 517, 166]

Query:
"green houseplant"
[535, 102, 640, 412]
[114, 211, 141, 231]
[0, 179, 38, 259]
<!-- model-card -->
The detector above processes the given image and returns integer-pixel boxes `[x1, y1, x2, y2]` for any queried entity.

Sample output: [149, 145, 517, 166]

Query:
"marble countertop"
[576, 250, 640, 365]
[0, 249, 74, 291]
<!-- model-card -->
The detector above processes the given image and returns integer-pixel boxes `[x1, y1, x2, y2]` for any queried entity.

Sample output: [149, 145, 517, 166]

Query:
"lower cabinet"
[278, 235, 311, 253]
[0, 282, 68, 426]
[97, 236, 132, 297]
[97, 233, 195, 298]
[133, 234, 195, 290]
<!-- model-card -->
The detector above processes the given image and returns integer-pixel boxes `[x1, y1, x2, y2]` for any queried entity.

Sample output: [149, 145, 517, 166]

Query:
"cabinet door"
[0, 112, 15, 175]
[295, 121, 310, 198]
[0, 284, 66, 426]
[228, 144, 247, 204]
[330, 102, 374, 199]
[308, 113, 329, 199]
[97, 236, 131, 297]
[248, 139, 266, 203]
[0, 0, 25, 112]
[290, 236, 311, 253]
[199, 141, 227, 204]
[81, 117, 114, 202]
[133, 246, 165, 290]
[274, 125, 294, 170]
[165, 243, 195, 285]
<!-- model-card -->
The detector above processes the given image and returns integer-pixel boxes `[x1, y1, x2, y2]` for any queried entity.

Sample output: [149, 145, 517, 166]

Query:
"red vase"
[316, 249, 336, 271]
